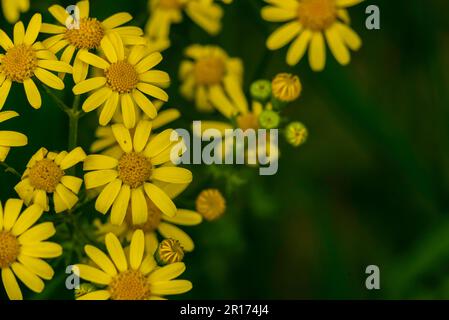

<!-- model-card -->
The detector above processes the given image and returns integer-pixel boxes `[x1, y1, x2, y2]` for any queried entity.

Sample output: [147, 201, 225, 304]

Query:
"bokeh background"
[1, 0, 449, 299]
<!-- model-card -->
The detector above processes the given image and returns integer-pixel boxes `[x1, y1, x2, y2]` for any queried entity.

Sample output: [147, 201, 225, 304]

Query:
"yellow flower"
[271, 73, 302, 102]
[1, 0, 29, 23]
[14, 147, 87, 213]
[95, 182, 202, 252]
[0, 199, 62, 300]
[195, 189, 226, 221]
[72, 33, 170, 128]
[91, 101, 180, 158]
[146, 0, 229, 45]
[0, 14, 72, 110]
[83, 121, 192, 226]
[0, 111, 27, 161]
[75, 230, 192, 300]
[179, 44, 244, 112]
[285, 121, 308, 146]
[41, 0, 145, 83]
[262, 0, 363, 71]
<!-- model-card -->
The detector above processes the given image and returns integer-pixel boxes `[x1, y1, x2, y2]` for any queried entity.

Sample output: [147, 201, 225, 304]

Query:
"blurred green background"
[1, 0, 449, 299]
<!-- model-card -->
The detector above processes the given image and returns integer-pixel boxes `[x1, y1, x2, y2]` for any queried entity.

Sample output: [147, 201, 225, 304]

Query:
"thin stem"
[68, 95, 81, 151]
[0, 161, 21, 178]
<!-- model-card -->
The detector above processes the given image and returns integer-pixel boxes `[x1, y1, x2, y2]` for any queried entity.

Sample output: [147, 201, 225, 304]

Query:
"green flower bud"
[259, 110, 281, 129]
[250, 80, 272, 102]
[285, 122, 308, 147]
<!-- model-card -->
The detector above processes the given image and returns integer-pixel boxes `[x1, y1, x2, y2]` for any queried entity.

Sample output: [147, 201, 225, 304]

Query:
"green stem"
[68, 95, 81, 151]
[0, 161, 21, 178]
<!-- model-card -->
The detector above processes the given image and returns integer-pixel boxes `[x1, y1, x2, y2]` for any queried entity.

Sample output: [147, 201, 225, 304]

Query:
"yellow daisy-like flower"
[75, 230, 192, 300]
[146, 0, 230, 45]
[14, 147, 87, 213]
[83, 121, 192, 226]
[0, 199, 62, 300]
[195, 188, 226, 221]
[262, 0, 363, 71]
[91, 101, 180, 158]
[179, 44, 244, 113]
[1, 0, 29, 24]
[95, 182, 202, 252]
[0, 111, 27, 161]
[72, 33, 170, 128]
[40, 0, 145, 83]
[0, 14, 72, 110]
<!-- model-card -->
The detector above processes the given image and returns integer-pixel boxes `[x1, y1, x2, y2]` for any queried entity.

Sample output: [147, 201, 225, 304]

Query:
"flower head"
[72, 33, 170, 128]
[272, 73, 302, 102]
[0, 14, 72, 109]
[15, 147, 86, 213]
[250, 79, 272, 102]
[195, 189, 226, 221]
[1, 0, 29, 23]
[75, 230, 192, 300]
[262, 0, 363, 71]
[155, 238, 185, 265]
[0, 111, 27, 161]
[285, 121, 308, 147]
[0, 199, 62, 300]
[84, 121, 192, 226]
[41, 0, 145, 83]
[179, 44, 244, 113]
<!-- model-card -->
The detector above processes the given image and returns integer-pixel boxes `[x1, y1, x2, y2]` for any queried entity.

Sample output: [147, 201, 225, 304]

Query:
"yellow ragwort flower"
[75, 230, 192, 300]
[195, 188, 226, 221]
[179, 44, 244, 112]
[0, 199, 62, 300]
[271, 73, 302, 102]
[95, 182, 202, 252]
[146, 0, 230, 46]
[83, 121, 192, 226]
[1, 0, 29, 24]
[72, 33, 170, 128]
[90, 101, 180, 158]
[0, 111, 27, 161]
[0, 14, 72, 110]
[41, 0, 145, 83]
[15, 147, 87, 213]
[262, 0, 363, 71]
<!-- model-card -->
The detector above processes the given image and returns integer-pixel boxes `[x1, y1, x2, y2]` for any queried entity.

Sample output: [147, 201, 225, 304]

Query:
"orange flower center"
[28, 159, 64, 193]
[118, 152, 152, 189]
[105, 61, 140, 94]
[297, 0, 337, 31]
[0, 44, 37, 82]
[64, 18, 105, 50]
[194, 56, 226, 85]
[109, 270, 151, 300]
[0, 232, 20, 268]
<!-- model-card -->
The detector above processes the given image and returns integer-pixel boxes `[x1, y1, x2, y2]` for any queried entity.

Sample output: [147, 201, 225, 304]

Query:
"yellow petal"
[95, 179, 122, 214]
[11, 262, 44, 293]
[129, 230, 145, 270]
[11, 204, 43, 236]
[23, 78, 42, 109]
[3, 198, 23, 231]
[83, 155, 118, 171]
[147, 262, 186, 282]
[84, 245, 117, 276]
[151, 167, 192, 184]
[131, 187, 147, 225]
[23, 13, 42, 45]
[150, 280, 192, 295]
[84, 170, 118, 189]
[110, 184, 130, 225]
[158, 222, 195, 251]
[144, 183, 176, 217]
[18, 222, 56, 244]
[2, 268, 22, 300]
[111, 124, 133, 153]
[60, 146, 86, 170]
[133, 120, 152, 153]
[105, 233, 128, 272]
[74, 264, 112, 285]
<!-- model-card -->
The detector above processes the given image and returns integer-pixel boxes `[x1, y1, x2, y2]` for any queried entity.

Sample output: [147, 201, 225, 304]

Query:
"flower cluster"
[0, 0, 365, 300]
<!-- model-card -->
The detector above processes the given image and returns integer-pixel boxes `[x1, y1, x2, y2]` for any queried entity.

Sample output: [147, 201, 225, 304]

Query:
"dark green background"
[1, 0, 448, 299]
